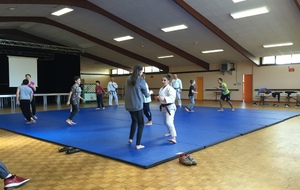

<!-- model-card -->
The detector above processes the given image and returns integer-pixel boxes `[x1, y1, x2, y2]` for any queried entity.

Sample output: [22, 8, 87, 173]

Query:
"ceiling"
[0, 0, 300, 73]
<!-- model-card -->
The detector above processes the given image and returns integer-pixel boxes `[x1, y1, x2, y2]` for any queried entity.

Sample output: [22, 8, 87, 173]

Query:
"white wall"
[80, 61, 300, 101]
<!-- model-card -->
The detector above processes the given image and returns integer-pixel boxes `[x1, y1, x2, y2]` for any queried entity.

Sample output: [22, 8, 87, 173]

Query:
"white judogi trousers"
[109, 91, 118, 106]
[161, 108, 177, 137]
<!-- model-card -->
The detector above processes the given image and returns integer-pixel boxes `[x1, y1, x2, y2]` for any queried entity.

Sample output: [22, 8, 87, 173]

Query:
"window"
[292, 54, 300, 63]
[262, 56, 275, 65]
[261, 54, 300, 65]
[112, 66, 161, 75]
[276, 55, 292, 65]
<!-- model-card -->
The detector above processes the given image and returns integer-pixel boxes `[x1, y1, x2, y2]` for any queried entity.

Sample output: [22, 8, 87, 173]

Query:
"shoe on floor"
[185, 107, 190, 112]
[102, 107, 105, 109]
[4, 175, 30, 188]
[58, 146, 74, 152]
[33, 115, 38, 119]
[186, 154, 197, 165]
[71, 121, 77, 125]
[178, 154, 193, 166]
[128, 139, 133, 144]
[66, 148, 80, 154]
[96, 108, 100, 110]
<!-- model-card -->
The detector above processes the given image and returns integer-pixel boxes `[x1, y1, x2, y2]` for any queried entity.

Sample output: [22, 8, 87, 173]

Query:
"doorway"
[196, 77, 203, 100]
[243, 74, 253, 102]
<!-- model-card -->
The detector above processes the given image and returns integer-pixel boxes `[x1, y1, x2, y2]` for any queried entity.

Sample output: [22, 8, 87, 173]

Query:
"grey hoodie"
[125, 75, 150, 111]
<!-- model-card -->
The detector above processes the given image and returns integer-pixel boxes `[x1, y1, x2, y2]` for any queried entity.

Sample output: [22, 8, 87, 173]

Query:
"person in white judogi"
[107, 77, 118, 106]
[156, 74, 177, 144]
[171, 74, 183, 107]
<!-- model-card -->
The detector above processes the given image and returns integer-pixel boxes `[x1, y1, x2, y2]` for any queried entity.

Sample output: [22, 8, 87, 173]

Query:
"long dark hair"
[130, 65, 143, 85]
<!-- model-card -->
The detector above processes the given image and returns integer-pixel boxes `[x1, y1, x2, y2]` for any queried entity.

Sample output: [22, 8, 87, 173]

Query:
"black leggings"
[143, 103, 152, 121]
[129, 110, 144, 145]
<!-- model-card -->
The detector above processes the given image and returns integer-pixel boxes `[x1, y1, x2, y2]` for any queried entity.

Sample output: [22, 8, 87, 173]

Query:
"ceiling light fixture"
[161, 25, 188, 32]
[157, 55, 174, 59]
[113, 36, 134, 42]
[51, 8, 74, 16]
[263, 42, 293, 48]
[201, 49, 224, 54]
[232, 0, 246, 3]
[230, 6, 269, 19]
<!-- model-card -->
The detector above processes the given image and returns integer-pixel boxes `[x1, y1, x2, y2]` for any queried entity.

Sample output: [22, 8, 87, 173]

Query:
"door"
[196, 77, 203, 100]
[243, 74, 252, 102]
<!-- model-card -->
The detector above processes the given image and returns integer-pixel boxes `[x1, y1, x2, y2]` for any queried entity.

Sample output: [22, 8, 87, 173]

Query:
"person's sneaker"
[33, 115, 38, 119]
[102, 107, 105, 110]
[186, 154, 197, 165]
[185, 107, 190, 112]
[178, 154, 193, 166]
[4, 175, 30, 188]
[96, 108, 100, 110]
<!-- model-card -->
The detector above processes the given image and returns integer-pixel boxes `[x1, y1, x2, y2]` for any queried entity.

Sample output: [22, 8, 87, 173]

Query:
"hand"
[66, 101, 70, 106]
[16, 100, 20, 105]
[82, 99, 85, 103]
[149, 90, 153, 95]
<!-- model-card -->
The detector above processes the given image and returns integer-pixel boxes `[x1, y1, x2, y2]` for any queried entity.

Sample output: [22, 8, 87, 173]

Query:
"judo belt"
[160, 103, 173, 115]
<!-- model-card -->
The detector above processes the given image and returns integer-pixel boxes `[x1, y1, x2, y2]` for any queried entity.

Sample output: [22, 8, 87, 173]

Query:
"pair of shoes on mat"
[179, 153, 197, 166]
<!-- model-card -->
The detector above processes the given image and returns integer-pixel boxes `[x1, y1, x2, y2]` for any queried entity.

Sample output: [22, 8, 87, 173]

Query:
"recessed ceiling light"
[113, 36, 134, 42]
[263, 42, 293, 48]
[230, 6, 269, 19]
[157, 55, 174, 59]
[51, 8, 74, 16]
[161, 25, 188, 32]
[201, 49, 224, 54]
[232, 0, 246, 3]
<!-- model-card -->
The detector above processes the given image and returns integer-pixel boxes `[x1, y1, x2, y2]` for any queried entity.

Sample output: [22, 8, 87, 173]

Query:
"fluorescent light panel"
[263, 42, 293, 48]
[232, 0, 246, 3]
[51, 8, 74, 16]
[161, 25, 188, 32]
[157, 55, 174, 59]
[202, 49, 224, 54]
[230, 6, 269, 19]
[113, 36, 134, 42]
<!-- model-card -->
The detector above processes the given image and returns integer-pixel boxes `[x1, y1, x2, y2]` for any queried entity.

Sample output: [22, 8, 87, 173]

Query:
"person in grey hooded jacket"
[125, 65, 152, 149]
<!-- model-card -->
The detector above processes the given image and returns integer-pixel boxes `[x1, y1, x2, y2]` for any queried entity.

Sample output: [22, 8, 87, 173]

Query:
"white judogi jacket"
[158, 84, 176, 111]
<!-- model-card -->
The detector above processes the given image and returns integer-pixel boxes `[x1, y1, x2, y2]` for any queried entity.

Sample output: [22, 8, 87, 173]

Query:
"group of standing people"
[16, 74, 38, 124]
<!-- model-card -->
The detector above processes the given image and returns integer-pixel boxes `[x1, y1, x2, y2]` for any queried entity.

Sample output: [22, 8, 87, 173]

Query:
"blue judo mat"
[0, 105, 299, 168]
